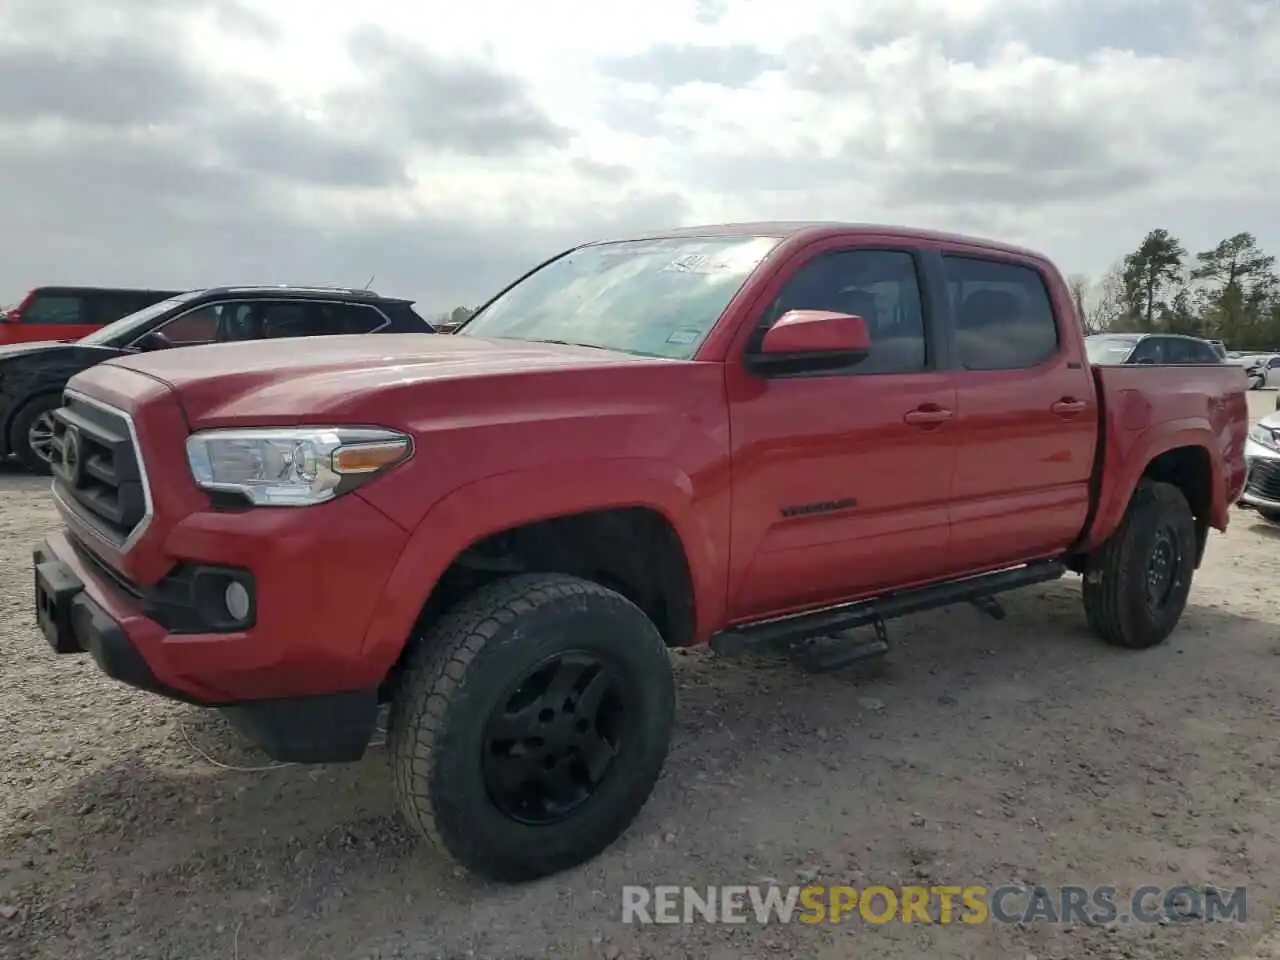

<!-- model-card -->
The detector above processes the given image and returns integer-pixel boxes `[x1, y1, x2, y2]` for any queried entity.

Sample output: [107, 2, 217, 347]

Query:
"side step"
[709, 559, 1065, 659]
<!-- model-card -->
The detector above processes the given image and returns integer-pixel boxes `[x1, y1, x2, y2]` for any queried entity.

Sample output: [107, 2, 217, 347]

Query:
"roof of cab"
[590, 221, 1048, 261]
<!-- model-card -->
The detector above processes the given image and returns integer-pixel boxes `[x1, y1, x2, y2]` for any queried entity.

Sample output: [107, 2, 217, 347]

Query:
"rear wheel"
[10, 394, 61, 475]
[1082, 480, 1196, 649]
[388, 573, 675, 882]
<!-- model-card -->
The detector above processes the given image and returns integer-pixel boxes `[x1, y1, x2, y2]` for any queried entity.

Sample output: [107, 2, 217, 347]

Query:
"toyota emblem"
[61, 425, 83, 484]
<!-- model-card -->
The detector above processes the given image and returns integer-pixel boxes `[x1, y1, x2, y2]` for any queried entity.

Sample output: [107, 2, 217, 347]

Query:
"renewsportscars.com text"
[621, 884, 1247, 926]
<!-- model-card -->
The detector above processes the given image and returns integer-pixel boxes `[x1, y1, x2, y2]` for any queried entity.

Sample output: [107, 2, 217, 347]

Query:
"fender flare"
[1083, 420, 1223, 552]
[358, 457, 727, 671]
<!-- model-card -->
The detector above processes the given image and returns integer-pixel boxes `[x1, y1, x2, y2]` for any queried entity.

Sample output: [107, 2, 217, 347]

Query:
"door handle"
[1051, 398, 1088, 416]
[903, 405, 954, 426]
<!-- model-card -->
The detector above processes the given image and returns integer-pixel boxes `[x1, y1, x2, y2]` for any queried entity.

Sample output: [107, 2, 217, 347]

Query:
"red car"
[33, 222, 1248, 882]
[1, 286, 180, 344]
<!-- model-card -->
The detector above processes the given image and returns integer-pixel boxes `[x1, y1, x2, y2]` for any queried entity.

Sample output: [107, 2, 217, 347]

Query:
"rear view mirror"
[749, 310, 872, 376]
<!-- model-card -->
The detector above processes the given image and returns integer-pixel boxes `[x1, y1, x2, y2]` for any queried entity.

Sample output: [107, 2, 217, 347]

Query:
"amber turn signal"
[332, 438, 412, 474]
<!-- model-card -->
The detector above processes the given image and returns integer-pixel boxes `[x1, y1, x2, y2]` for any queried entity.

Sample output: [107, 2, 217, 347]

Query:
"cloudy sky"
[0, 0, 1275, 311]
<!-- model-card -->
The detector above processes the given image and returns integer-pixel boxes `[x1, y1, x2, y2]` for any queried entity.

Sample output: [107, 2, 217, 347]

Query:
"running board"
[709, 559, 1066, 658]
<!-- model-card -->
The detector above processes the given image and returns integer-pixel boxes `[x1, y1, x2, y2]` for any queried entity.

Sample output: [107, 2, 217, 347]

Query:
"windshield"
[1085, 336, 1140, 365]
[458, 235, 782, 359]
[77, 291, 202, 345]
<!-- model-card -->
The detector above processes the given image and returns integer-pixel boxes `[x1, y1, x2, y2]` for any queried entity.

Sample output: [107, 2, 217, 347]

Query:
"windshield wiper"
[524, 338, 609, 350]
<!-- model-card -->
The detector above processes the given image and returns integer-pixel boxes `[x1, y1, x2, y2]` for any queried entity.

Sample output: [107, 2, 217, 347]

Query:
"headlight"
[1248, 423, 1280, 453]
[185, 426, 412, 506]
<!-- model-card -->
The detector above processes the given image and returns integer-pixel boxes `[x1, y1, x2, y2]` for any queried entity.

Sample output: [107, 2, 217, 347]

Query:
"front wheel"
[1249, 375, 1264, 390]
[1082, 480, 1196, 649]
[388, 573, 675, 882]
[10, 394, 62, 474]
[1257, 508, 1280, 524]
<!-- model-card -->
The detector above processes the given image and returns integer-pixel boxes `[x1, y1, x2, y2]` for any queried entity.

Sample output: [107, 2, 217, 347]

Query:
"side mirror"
[749, 310, 872, 376]
[131, 332, 170, 352]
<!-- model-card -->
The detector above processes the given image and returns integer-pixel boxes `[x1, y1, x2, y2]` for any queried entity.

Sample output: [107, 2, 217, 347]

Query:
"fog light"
[224, 581, 251, 621]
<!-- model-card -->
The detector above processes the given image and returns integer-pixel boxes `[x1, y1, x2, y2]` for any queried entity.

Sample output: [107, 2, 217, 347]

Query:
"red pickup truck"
[32, 223, 1247, 882]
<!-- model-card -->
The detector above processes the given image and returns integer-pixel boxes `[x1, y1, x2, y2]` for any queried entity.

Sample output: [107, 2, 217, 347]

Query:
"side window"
[257, 302, 327, 339]
[1267, 356, 1280, 370]
[1127, 338, 1161, 364]
[156, 306, 220, 345]
[944, 256, 1059, 371]
[758, 249, 927, 374]
[97, 293, 158, 324]
[22, 295, 84, 325]
[1162, 338, 1192, 364]
[316, 303, 387, 334]
[1188, 340, 1219, 363]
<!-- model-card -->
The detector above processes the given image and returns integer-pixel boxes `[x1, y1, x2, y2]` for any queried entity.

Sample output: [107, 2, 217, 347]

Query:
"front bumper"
[32, 525, 389, 763]
[1238, 436, 1280, 511]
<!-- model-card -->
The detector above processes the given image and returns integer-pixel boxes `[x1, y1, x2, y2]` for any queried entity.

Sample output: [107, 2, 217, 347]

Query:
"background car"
[0, 286, 181, 344]
[0, 284, 436, 473]
[1241, 408, 1280, 522]
[1084, 332, 1225, 365]
[1231, 353, 1280, 390]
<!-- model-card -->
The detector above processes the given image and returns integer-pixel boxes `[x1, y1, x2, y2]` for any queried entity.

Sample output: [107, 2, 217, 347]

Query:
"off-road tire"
[388, 572, 675, 882]
[10, 393, 61, 475]
[1082, 479, 1196, 649]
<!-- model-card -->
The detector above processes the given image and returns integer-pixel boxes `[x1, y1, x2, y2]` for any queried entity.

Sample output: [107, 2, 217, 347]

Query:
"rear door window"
[943, 257, 1060, 370]
[1162, 338, 1193, 363]
[1127, 338, 1162, 363]
[1187, 340, 1220, 363]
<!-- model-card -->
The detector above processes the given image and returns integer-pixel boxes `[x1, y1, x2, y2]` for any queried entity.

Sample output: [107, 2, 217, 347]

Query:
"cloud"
[0, 39, 216, 127]
[334, 25, 571, 157]
[0, 0, 1277, 314]
[599, 42, 782, 90]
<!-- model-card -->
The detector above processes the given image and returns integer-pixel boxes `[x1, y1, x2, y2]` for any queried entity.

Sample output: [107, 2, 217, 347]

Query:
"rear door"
[725, 241, 958, 619]
[942, 252, 1098, 572]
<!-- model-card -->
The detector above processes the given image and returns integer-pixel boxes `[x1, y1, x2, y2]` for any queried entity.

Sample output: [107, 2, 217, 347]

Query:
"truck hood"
[102, 333, 683, 426]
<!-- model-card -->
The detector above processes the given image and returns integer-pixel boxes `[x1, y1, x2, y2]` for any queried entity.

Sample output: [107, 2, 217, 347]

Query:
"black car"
[0, 285, 436, 473]
[1083, 332, 1225, 366]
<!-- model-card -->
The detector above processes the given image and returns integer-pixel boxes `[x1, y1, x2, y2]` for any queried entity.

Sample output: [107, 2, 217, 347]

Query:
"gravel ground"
[2, 392, 1278, 960]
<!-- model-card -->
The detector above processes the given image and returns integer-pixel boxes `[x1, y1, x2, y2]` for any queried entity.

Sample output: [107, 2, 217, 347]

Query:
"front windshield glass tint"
[1085, 336, 1139, 365]
[78, 291, 201, 345]
[459, 236, 782, 359]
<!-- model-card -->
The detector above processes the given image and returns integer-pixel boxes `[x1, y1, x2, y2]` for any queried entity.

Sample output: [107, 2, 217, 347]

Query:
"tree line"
[1069, 230, 1279, 350]
[433, 229, 1280, 351]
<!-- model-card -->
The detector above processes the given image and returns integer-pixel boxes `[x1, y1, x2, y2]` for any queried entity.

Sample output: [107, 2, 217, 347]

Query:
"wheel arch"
[360, 458, 729, 684]
[1077, 422, 1224, 559]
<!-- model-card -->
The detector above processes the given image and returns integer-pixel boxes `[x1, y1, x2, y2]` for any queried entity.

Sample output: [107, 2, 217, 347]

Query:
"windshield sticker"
[666, 328, 701, 345]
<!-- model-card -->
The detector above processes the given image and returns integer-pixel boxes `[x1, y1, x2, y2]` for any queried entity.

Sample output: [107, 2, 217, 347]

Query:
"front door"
[725, 245, 957, 621]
